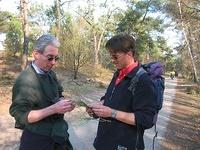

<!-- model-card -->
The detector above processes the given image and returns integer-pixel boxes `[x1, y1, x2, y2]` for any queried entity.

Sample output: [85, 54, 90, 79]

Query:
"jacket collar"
[31, 61, 46, 75]
[126, 63, 141, 79]
[113, 63, 141, 79]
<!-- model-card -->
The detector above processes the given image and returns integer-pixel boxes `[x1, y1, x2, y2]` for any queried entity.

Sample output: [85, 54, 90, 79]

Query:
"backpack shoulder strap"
[136, 67, 146, 77]
[128, 67, 146, 95]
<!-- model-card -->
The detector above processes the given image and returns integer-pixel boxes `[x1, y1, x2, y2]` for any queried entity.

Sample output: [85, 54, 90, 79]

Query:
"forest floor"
[0, 52, 200, 150]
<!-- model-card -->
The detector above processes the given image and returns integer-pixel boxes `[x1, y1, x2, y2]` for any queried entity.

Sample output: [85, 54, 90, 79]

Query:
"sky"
[0, 0, 19, 13]
[164, 27, 183, 49]
[0, 0, 127, 15]
[0, 0, 182, 49]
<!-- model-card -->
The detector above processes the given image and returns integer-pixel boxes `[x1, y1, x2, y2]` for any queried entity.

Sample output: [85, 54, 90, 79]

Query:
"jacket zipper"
[109, 86, 116, 101]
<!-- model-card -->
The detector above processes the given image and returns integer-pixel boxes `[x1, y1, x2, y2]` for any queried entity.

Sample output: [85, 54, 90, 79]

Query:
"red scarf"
[115, 61, 138, 85]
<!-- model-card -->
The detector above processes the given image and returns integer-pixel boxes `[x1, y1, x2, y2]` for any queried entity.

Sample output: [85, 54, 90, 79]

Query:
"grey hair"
[34, 34, 60, 53]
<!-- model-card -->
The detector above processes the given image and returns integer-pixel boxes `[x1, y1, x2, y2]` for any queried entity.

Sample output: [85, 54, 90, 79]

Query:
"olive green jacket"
[9, 64, 69, 140]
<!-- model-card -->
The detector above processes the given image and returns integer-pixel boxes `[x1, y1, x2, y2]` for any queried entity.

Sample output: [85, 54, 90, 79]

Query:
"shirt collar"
[119, 61, 138, 77]
[115, 61, 139, 85]
[31, 61, 46, 75]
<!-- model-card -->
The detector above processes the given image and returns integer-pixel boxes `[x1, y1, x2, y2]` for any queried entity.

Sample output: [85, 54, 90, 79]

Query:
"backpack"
[128, 61, 165, 150]
[142, 61, 165, 112]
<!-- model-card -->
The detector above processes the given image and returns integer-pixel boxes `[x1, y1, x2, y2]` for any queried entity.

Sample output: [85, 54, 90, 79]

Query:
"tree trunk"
[97, 31, 104, 64]
[187, 27, 199, 82]
[20, 0, 29, 70]
[94, 30, 105, 66]
[177, 0, 199, 83]
[55, 0, 61, 39]
[94, 32, 98, 65]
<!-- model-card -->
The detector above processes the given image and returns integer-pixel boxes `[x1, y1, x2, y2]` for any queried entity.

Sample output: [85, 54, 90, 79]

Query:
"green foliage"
[116, 9, 142, 33]
[1, 0, 185, 77]
[61, 12, 72, 32]
[45, 1, 57, 26]
[45, 0, 66, 33]
[29, 3, 46, 24]
[164, 0, 200, 82]
[28, 2, 58, 54]
[4, 17, 22, 55]
[0, 11, 13, 32]
[59, 17, 92, 79]
[115, 0, 170, 63]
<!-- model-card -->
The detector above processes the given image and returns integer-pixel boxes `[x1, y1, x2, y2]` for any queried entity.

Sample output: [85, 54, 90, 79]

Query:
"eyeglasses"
[42, 54, 59, 62]
[47, 55, 59, 61]
[110, 53, 124, 60]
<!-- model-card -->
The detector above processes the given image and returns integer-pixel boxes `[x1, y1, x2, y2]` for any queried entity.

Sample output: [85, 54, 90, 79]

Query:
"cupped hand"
[90, 102, 112, 118]
[52, 99, 75, 114]
[86, 106, 99, 118]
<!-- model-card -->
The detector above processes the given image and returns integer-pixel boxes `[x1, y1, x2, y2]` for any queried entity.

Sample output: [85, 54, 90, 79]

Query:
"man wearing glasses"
[9, 34, 75, 150]
[87, 33, 157, 150]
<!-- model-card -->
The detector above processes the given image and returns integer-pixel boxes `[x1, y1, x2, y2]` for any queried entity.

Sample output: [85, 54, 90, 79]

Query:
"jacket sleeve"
[9, 74, 35, 129]
[133, 74, 157, 129]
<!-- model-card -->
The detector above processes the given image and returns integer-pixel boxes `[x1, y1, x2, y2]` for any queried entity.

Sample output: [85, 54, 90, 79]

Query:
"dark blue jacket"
[94, 65, 157, 150]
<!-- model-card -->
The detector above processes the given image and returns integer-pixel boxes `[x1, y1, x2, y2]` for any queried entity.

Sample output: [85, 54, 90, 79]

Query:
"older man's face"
[34, 45, 59, 72]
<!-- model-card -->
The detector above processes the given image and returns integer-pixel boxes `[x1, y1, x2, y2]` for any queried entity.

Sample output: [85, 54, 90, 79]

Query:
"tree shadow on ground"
[163, 79, 200, 150]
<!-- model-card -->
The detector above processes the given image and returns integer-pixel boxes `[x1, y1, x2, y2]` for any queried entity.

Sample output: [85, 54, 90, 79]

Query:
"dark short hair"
[105, 33, 136, 55]
[33, 34, 60, 53]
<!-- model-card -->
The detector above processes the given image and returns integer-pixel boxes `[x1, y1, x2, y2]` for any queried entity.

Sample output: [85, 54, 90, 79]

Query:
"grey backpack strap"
[128, 67, 146, 95]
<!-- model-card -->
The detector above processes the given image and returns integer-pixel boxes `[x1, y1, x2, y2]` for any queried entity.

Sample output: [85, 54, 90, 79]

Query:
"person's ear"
[32, 50, 40, 60]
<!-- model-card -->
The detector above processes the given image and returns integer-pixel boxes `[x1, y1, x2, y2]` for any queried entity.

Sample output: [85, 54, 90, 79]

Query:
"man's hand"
[91, 103, 136, 125]
[90, 102, 112, 118]
[86, 106, 99, 119]
[52, 99, 75, 114]
[86, 100, 104, 118]
[27, 98, 75, 123]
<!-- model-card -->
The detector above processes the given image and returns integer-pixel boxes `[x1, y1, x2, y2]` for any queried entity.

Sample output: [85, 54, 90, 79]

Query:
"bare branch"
[141, 0, 152, 23]
[73, 10, 93, 27]
[60, 0, 73, 6]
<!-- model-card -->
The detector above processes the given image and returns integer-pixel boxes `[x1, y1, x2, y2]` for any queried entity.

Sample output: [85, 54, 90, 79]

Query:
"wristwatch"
[111, 109, 117, 119]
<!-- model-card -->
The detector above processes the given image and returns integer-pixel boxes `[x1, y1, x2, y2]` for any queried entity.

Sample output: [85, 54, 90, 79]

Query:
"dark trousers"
[19, 129, 73, 150]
